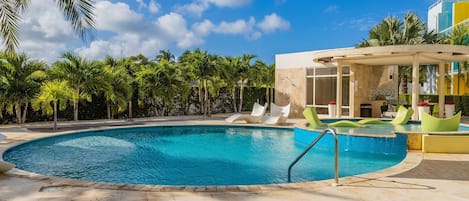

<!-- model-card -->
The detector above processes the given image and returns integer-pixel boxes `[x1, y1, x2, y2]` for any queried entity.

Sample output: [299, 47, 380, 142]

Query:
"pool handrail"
[287, 128, 339, 186]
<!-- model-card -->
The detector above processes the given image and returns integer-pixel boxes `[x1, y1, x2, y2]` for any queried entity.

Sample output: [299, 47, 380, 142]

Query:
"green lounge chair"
[358, 107, 414, 125]
[421, 111, 461, 132]
[303, 107, 366, 128]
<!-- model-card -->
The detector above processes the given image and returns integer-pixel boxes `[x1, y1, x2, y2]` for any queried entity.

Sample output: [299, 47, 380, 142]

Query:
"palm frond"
[54, 0, 96, 42]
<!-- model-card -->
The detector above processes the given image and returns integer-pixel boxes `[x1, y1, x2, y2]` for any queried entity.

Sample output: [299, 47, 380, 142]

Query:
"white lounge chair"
[263, 103, 291, 125]
[225, 103, 267, 123]
[0, 161, 15, 173]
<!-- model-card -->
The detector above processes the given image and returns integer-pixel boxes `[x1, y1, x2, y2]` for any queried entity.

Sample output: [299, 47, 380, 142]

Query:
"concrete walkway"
[1, 115, 469, 201]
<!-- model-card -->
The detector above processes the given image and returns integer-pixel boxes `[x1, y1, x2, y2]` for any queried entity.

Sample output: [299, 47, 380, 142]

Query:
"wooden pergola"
[313, 44, 469, 120]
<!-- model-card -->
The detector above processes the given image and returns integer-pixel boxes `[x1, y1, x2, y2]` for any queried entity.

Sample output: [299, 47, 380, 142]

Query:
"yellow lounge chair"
[421, 111, 461, 132]
[358, 107, 414, 125]
[303, 107, 366, 128]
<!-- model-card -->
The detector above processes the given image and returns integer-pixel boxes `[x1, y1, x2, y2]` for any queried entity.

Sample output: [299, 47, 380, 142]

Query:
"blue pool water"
[3, 125, 406, 185]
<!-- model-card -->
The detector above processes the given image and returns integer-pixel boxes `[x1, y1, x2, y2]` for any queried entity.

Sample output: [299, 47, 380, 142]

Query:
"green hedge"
[398, 94, 469, 116]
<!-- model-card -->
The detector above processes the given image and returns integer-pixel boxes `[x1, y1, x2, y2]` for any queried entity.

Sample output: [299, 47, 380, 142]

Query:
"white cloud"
[136, 0, 146, 8]
[324, 5, 339, 13]
[257, 13, 290, 33]
[175, 1, 210, 17]
[13, 0, 75, 62]
[214, 17, 256, 34]
[193, 20, 215, 36]
[207, 0, 251, 7]
[176, 0, 251, 17]
[8, 0, 289, 63]
[136, 0, 161, 13]
[149, 0, 161, 13]
[95, 1, 144, 32]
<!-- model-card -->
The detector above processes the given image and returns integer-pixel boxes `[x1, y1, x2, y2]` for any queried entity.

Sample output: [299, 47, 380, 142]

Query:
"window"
[306, 66, 350, 114]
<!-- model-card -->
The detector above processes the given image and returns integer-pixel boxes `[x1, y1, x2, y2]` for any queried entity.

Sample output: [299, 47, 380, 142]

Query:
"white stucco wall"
[428, 1, 443, 32]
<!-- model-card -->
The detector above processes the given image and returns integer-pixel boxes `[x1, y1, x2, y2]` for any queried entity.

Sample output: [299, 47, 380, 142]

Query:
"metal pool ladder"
[287, 128, 340, 186]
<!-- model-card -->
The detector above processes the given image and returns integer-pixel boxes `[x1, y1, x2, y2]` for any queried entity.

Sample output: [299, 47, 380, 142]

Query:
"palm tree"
[33, 80, 72, 130]
[155, 49, 175, 63]
[0, 52, 46, 123]
[220, 56, 241, 112]
[0, 0, 95, 52]
[358, 12, 444, 94]
[179, 49, 217, 116]
[50, 52, 109, 121]
[102, 56, 133, 119]
[238, 54, 256, 112]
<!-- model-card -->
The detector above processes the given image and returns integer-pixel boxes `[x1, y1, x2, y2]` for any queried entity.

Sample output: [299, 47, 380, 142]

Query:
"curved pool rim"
[0, 123, 421, 192]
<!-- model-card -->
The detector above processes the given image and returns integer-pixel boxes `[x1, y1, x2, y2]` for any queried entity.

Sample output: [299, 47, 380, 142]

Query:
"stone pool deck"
[0, 115, 469, 201]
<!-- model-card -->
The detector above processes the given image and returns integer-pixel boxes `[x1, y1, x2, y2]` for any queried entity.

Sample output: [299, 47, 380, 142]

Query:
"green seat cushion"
[329, 120, 367, 128]
[357, 118, 388, 124]
[421, 111, 461, 132]
[303, 107, 326, 128]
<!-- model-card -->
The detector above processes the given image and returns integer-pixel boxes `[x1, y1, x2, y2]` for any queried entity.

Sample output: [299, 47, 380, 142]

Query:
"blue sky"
[16, 0, 436, 64]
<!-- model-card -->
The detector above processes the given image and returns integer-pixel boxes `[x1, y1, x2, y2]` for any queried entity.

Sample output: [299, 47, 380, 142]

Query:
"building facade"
[428, 0, 469, 95]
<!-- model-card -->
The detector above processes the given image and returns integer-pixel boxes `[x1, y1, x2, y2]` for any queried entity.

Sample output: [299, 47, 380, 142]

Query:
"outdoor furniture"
[358, 107, 413, 125]
[303, 107, 366, 128]
[263, 103, 291, 124]
[421, 111, 461, 132]
[225, 103, 267, 123]
[0, 161, 15, 173]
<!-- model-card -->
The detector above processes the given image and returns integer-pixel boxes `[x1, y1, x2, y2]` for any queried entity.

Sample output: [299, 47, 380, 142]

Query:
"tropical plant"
[101, 56, 133, 119]
[0, 0, 95, 52]
[358, 12, 445, 94]
[238, 54, 256, 112]
[155, 49, 175, 63]
[50, 52, 109, 121]
[0, 52, 46, 123]
[33, 80, 72, 130]
[220, 56, 241, 112]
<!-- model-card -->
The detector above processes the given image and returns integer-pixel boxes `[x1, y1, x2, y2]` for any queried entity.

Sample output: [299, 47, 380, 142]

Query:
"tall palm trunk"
[21, 102, 28, 124]
[128, 100, 132, 120]
[198, 82, 203, 114]
[107, 101, 112, 119]
[204, 79, 209, 116]
[73, 88, 79, 121]
[53, 101, 58, 131]
[14, 102, 22, 124]
[238, 79, 245, 112]
[232, 86, 237, 112]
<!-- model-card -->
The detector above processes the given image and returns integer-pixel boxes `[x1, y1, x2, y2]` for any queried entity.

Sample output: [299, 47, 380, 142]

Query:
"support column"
[336, 63, 343, 117]
[438, 62, 446, 117]
[411, 54, 420, 120]
[349, 64, 356, 117]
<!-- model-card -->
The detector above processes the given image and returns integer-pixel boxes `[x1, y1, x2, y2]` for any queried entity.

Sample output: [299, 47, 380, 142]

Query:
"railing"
[287, 128, 339, 186]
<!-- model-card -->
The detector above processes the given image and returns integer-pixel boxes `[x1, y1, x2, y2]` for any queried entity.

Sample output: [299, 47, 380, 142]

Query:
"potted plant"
[444, 100, 455, 118]
[417, 102, 430, 120]
[328, 101, 336, 118]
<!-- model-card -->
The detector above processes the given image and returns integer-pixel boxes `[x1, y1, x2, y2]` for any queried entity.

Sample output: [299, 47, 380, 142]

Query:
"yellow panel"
[422, 134, 469, 153]
[407, 133, 422, 150]
[454, 2, 469, 25]
[451, 74, 469, 95]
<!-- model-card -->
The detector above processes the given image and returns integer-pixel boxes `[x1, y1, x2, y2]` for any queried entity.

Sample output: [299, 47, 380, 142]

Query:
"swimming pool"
[2, 125, 406, 186]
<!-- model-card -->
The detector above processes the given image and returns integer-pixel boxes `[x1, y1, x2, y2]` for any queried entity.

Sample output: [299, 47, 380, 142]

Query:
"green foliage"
[32, 80, 72, 116]
[0, 48, 275, 123]
[398, 94, 469, 116]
